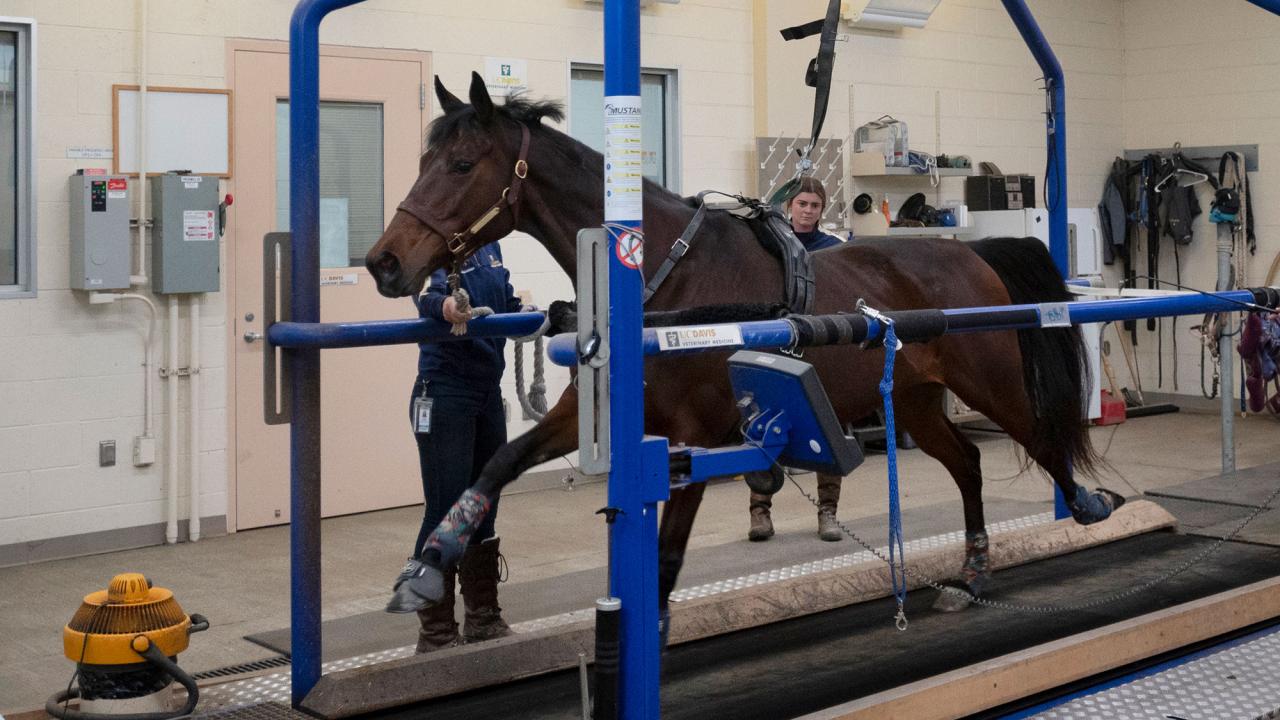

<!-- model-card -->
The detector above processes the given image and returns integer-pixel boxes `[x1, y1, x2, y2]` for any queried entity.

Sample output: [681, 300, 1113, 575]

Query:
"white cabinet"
[968, 208, 1103, 281]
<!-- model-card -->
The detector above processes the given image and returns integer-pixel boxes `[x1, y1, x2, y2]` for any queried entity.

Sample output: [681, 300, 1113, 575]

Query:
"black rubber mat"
[244, 499, 1046, 658]
[363, 533, 1280, 720]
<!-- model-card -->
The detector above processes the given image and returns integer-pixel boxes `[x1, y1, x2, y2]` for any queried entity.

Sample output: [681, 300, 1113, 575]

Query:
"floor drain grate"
[193, 655, 291, 680]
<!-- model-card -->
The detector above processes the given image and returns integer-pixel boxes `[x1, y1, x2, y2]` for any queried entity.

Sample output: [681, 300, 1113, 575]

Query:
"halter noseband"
[397, 123, 532, 290]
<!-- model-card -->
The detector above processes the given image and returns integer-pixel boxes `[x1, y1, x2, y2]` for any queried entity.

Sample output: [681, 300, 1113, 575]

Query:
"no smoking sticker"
[612, 227, 644, 271]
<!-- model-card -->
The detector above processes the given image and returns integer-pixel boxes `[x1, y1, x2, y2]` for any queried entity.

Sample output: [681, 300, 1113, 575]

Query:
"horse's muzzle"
[367, 249, 410, 298]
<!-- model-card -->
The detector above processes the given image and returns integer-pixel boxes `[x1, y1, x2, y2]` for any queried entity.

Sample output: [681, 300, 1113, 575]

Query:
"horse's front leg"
[398, 390, 579, 607]
[657, 483, 707, 649]
[890, 383, 990, 612]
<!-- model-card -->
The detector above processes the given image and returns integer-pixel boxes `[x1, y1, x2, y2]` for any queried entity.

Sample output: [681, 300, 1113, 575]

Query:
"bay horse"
[366, 73, 1119, 619]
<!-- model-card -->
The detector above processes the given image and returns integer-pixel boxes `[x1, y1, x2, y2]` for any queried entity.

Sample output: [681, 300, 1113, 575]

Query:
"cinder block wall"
[757, 0, 1124, 214]
[1121, 0, 1280, 398]
[0, 0, 755, 562]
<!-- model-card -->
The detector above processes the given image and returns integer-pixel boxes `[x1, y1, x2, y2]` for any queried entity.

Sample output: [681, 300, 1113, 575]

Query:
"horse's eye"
[452, 160, 474, 174]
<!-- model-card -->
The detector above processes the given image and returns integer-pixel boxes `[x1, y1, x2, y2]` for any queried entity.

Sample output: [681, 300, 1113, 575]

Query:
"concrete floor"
[1, 410, 1277, 714]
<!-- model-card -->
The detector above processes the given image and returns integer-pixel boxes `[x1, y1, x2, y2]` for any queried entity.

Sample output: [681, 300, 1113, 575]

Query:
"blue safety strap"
[879, 322, 908, 630]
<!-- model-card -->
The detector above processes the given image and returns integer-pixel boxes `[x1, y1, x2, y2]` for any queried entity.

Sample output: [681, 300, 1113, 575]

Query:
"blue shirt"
[795, 228, 844, 251]
[414, 242, 522, 385]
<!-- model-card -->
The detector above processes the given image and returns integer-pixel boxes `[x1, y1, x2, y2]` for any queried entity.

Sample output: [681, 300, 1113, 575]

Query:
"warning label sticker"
[655, 324, 744, 352]
[184, 210, 216, 241]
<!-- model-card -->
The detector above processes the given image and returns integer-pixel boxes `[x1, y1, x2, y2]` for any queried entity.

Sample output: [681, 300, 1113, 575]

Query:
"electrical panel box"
[151, 173, 220, 294]
[69, 172, 132, 290]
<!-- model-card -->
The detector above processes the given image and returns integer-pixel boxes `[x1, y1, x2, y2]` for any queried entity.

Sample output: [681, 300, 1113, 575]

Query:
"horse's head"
[366, 72, 561, 297]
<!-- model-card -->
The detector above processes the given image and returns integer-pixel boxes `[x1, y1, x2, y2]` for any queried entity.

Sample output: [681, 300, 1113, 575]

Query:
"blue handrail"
[268, 312, 545, 350]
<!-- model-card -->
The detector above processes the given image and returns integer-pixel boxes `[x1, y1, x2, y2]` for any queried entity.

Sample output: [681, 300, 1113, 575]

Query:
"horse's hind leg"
[892, 383, 991, 610]
[656, 483, 706, 648]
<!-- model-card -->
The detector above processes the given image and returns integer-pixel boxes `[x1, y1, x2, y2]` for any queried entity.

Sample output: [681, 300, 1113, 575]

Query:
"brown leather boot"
[817, 474, 843, 542]
[414, 569, 459, 653]
[748, 492, 774, 541]
[459, 537, 513, 643]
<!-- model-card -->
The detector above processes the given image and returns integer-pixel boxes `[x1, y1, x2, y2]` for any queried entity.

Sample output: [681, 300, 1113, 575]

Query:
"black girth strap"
[643, 201, 709, 305]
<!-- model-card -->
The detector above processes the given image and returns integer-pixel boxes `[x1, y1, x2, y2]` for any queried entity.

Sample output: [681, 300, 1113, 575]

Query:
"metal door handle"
[244, 330, 263, 343]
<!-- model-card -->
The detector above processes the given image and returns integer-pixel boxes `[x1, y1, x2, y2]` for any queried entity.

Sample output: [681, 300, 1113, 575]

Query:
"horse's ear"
[468, 71, 495, 123]
[434, 76, 465, 114]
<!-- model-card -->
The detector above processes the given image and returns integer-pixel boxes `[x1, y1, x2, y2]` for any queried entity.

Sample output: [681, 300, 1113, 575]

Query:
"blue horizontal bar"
[547, 289, 1266, 367]
[269, 312, 546, 350]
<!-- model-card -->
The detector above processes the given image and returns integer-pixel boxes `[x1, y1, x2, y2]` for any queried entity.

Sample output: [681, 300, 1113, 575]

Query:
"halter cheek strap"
[396, 124, 532, 290]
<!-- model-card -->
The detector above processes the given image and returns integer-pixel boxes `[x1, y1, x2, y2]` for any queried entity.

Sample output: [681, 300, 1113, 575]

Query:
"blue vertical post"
[287, 0, 365, 704]
[1001, 0, 1071, 520]
[1001, 0, 1067, 279]
[603, 0, 660, 717]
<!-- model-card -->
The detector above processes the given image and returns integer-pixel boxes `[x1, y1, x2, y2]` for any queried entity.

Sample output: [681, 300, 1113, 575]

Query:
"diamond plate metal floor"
[1029, 626, 1280, 720]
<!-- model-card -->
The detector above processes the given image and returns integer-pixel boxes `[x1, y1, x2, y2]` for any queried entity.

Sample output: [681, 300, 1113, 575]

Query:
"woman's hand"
[442, 296, 470, 324]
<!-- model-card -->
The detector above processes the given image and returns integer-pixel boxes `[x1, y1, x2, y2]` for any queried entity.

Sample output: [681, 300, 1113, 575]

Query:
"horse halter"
[396, 123, 532, 290]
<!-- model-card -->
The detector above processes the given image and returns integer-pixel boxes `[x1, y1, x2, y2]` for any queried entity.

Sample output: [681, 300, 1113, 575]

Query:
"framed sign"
[113, 85, 232, 177]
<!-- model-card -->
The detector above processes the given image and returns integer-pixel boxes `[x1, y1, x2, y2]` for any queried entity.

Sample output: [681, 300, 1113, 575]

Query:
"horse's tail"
[968, 236, 1099, 476]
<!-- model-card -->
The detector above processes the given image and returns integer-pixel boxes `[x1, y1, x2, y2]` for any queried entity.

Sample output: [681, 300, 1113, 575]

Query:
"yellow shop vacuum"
[47, 573, 208, 719]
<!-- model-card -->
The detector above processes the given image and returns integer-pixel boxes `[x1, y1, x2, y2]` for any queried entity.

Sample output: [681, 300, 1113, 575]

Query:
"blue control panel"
[727, 350, 863, 476]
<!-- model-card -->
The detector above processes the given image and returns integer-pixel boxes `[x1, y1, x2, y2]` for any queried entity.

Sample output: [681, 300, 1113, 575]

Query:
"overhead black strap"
[771, 0, 842, 207]
[642, 201, 710, 305]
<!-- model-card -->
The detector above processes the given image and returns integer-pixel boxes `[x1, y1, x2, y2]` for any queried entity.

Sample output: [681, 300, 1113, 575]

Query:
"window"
[0, 19, 34, 298]
[569, 65, 679, 192]
[275, 100, 385, 269]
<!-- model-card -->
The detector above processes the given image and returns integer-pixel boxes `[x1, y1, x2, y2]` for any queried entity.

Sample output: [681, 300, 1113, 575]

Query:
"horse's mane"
[427, 95, 566, 149]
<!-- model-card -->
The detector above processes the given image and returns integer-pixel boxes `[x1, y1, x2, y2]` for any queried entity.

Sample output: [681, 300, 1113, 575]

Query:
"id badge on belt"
[413, 396, 433, 434]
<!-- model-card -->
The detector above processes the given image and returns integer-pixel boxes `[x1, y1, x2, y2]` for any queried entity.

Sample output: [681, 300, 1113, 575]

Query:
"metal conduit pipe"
[132, 0, 149, 286]
[189, 296, 201, 542]
[166, 296, 179, 544]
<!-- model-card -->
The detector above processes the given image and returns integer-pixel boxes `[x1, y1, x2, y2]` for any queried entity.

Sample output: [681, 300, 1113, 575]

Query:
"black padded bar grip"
[943, 307, 1041, 332]
[593, 598, 621, 720]
[1251, 287, 1280, 309]
[882, 309, 950, 343]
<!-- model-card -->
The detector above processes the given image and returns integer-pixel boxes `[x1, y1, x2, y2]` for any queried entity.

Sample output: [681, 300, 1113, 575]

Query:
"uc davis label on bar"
[1040, 302, 1071, 327]
[656, 324, 745, 352]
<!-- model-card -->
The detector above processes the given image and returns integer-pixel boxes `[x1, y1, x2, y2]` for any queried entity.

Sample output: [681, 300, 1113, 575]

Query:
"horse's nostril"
[369, 251, 401, 282]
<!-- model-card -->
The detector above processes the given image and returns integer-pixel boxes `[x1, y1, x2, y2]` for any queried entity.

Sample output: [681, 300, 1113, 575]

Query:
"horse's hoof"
[384, 564, 446, 613]
[932, 584, 974, 613]
[1069, 485, 1123, 525]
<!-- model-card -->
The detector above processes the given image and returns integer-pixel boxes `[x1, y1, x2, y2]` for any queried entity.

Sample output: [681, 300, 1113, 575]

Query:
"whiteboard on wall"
[113, 85, 232, 177]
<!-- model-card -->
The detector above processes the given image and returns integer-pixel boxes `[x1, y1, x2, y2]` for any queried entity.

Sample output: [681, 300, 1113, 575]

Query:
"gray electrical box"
[69, 172, 132, 291]
[151, 173, 221, 294]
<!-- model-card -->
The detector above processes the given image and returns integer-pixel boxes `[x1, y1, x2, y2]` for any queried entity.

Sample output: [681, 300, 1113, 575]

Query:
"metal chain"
[784, 471, 1280, 616]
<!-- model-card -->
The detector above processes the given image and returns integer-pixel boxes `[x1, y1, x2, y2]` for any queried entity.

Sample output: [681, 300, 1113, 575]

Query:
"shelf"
[851, 167, 974, 177]
[856, 226, 976, 238]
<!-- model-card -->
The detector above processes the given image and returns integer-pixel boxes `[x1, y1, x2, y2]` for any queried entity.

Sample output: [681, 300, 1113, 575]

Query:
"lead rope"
[878, 320, 908, 631]
[444, 263, 494, 336]
[512, 313, 551, 421]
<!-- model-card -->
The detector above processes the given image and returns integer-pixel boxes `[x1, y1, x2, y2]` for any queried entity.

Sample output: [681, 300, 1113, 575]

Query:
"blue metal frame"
[287, 0, 365, 702]
[603, 2, 662, 717]
[268, 313, 544, 350]
[545, 289, 1270, 367]
[1001, 0, 1068, 279]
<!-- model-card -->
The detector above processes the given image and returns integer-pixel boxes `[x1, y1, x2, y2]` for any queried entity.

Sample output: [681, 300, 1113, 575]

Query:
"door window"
[275, 101, 385, 268]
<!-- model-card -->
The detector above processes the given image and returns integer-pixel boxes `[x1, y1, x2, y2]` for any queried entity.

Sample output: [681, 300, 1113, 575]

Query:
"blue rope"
[879, 322, 908, 627]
